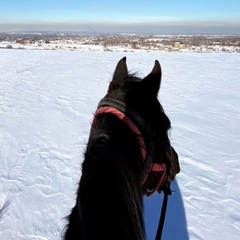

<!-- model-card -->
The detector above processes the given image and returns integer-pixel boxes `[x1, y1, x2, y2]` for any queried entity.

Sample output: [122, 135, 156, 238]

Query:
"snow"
[0, 49, 240, 240]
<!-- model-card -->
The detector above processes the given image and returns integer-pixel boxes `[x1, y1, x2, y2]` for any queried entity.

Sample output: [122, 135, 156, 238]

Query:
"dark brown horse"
[64, 57, 179, 240]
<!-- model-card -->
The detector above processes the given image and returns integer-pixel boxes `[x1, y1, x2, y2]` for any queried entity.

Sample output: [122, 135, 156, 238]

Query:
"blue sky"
[1, 0, 240, 34]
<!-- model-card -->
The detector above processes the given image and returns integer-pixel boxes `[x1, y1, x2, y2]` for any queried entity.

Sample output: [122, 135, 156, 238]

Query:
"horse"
[64, 57, 180, 240]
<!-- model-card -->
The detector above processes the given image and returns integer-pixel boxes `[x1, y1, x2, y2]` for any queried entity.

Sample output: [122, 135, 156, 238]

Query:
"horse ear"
[150, 60, 162, 78]
[141, 60, 162, 98]
[112, 57, 128, 83]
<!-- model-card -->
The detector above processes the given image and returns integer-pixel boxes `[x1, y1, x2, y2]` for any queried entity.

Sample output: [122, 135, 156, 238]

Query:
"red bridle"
[94, 105, 168, 196]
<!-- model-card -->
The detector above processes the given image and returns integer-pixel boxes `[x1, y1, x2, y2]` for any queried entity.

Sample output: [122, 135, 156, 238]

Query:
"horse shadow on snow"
[144, 179, 189, 240]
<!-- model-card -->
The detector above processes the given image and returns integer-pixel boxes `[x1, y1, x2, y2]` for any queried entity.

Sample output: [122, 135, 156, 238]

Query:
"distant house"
[16, 39, 25, 44]
[175, 42, 185, 48]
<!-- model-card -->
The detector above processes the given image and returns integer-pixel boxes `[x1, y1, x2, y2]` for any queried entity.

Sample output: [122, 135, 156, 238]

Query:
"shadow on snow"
[144, 180, 189, 240]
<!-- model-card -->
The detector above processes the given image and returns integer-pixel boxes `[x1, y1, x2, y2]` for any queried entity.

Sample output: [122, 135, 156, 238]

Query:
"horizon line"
[1, 21, 240, 35]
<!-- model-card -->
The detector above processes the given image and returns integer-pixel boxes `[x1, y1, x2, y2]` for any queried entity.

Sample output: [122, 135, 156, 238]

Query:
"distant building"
[175, 42, 185, 48]
[16, 39, 25, 44]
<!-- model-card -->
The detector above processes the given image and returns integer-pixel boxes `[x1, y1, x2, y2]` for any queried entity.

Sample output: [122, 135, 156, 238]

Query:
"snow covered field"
[0, 49, 240, 240]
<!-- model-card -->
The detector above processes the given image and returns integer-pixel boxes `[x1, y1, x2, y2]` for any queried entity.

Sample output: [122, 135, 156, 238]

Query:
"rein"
[95, 97, 172, 240]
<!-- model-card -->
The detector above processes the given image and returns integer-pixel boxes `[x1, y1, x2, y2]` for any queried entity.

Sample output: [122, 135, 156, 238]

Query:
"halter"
[95, 97, 172, 197]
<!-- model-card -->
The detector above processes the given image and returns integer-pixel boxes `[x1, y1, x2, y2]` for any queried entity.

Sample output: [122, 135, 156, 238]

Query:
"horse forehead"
[108, 76, 138, 97]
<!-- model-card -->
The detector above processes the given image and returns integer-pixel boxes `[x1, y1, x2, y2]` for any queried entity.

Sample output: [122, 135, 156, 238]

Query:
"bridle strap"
[98, 98, 153, 136]
[95, 106, 147, 160]
[97, 98, 157, 186]
[97, 97, 171, 192]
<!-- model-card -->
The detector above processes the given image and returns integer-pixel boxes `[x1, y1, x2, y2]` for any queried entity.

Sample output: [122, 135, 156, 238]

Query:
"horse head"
[64, 57, 180, 240]
[105, 57, 180, 196]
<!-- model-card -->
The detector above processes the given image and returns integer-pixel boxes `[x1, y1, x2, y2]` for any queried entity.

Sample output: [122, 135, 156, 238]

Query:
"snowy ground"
[0, 50, 240, 240]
